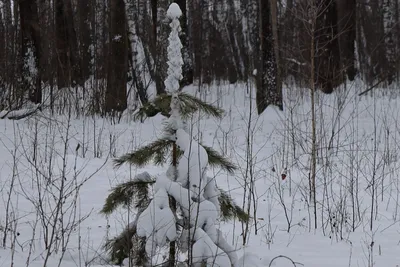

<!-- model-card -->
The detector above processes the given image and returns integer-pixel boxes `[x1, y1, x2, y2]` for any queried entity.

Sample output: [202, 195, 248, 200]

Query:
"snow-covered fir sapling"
[101, 3, 248, 266]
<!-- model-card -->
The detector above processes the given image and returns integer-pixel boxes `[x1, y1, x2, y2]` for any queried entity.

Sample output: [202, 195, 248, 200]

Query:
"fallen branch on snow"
[0, 105, 41, 120]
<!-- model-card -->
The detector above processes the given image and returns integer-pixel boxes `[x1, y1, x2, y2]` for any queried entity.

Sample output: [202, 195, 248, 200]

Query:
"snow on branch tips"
[165, 3, 183, 93]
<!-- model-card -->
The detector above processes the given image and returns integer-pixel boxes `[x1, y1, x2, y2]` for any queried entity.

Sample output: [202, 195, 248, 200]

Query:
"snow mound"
[237, 252, 274, 267]
[137, 188, 177, 256]
[203, 176, 220, 216]
[192, 228, 231, 267]
[176, 128, 208, 199]
[155, 174, 218, 227]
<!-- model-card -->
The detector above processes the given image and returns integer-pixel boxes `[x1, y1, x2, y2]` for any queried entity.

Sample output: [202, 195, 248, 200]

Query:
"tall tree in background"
[314, 0, 341, 94]
[19, 0, 42, 104]
[244, 0, 260, 74]
[396, 0, 400, 79]
[270, 0, 282, 106]
[175, 0, 193, 87]
[383, 0, 397, 84]
[257, 0, 283, 115]
[337, 0, 356, 81]
[2, 0, 18, 104]
[0, 10, 5, 91]
[126, 0, 149, 105]
[38, 0, 54, 84]
[55, 0, 81, 88]
[151, 0, 168, 94]
[209, 0, 236, 82]
[105, 0, 128, 113]
[78, 0, 92, 83]
[190, 0, 206, 83]
[358, 0, 387, 84]
[2, 0, 400, 111]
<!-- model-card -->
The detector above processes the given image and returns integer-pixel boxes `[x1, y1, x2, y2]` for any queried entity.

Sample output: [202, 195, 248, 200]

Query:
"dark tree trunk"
[314, 0, 341, 94]
[0, 12, 5, 88]
[37, 0, 52, 84]
[210, 0, 236, 83]
[19, 0, 42, 104]
[257, 0, 282, 114]
[337, 0, 357, 81]
[55, 0, 69, 88]
[247, 0, 259, 74]
[155, 0, 169, 94]
[358, 0, 387, 84]
[3, 0, 18, 105]
[150, 0, 166, 94]
[105, 0, 128, 113]
[64, 0, 81, 85]
[175, 0, 193, 87]
[55, 0, 81, 88]
[281, 0, 293, 79]
[78, 0, 92, 82]
[396, 0, 400, 80]
[382, 0, 397, 84]
[227, 0, 245, 82]
[151, 0, 157, 45]
[190, 0, 202, 82]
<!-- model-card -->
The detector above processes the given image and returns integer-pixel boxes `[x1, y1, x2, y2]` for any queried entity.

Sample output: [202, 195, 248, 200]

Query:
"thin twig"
[269, 255, 304, 267]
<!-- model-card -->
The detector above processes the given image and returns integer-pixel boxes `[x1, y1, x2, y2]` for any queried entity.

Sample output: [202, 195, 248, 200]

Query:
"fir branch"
[218, 189, 249, 222]
[133, 94, 172, 122]
[114, 139, 174, 168]
[133, 103, 161, 122]
[132, 92, 224, 122]
[101, 178, 154, 215]
[179, 92, 224, 119]
[114, 137, 235, 174]
[104, 224, 136, 265]
[202, 145, 237, 174]
[105, 223, 149, 265]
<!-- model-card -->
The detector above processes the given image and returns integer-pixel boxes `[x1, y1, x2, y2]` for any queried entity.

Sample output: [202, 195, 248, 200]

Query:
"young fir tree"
[101, 4, 248, 266]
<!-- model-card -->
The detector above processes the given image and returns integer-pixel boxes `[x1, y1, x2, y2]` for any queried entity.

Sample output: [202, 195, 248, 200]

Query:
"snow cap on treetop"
[167, 3, 182, 19]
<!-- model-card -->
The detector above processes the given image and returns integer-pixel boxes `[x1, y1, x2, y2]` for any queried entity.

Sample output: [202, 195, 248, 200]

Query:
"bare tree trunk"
[210, 0, 238, 83]
[281, 0, 293, 79]
[337, 0, 357, 81]
[4, 0, 19, 106]
[151, 0, 157, 46]
[314, 0, 341, 93]
[150, 0, 167, 94]
[55, 0, 81, 88]
[382, 0, 397, 84]
[126, 1, 148, 105]
[19, 0, 42, 104]
[270, 0, 283, 110]
[105, 0, 128, 113]
[0, 11, 5, 92]
[396, 0, 400, 80]
[78, 0, 92, 82]
[257, 0, 282, 114]
[190, 0, 204, 83]
[359, 0, 387, 84]
[309, 0, 317, 230]
[175, 0, 193, 87]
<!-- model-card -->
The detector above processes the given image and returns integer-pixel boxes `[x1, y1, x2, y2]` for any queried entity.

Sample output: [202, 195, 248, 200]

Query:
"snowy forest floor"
[1, 81, 400, 267]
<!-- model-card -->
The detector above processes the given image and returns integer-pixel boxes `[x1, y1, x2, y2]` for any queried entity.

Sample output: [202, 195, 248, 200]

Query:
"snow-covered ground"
[1, 82, 400, 266]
